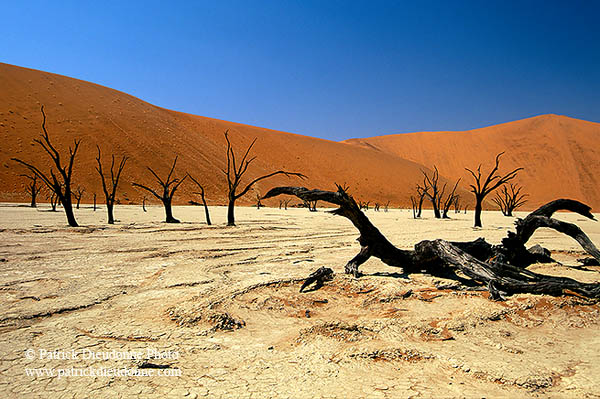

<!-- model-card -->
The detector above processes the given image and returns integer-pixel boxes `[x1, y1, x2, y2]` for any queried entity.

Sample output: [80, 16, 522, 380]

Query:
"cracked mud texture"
[1, 204, 600, 398]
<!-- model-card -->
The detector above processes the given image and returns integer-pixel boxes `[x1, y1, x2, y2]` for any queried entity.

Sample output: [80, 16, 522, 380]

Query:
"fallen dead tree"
[263, 185, 600, 300]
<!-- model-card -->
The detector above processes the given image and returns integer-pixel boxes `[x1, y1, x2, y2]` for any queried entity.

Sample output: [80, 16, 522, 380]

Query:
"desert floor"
[1, 203, 599, 398]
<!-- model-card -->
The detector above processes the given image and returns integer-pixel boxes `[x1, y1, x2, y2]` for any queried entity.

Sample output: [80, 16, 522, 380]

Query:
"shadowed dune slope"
[1, 62, 461, 208]
[343, 115, 600, 209]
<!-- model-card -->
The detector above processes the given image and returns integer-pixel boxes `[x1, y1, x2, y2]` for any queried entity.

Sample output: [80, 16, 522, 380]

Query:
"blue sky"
[2, 0, 599, 140]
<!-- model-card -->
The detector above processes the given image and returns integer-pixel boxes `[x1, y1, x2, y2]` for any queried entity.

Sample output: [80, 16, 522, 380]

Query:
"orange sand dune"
[1, 62, 458, 209]
[343, 115, 600, 209]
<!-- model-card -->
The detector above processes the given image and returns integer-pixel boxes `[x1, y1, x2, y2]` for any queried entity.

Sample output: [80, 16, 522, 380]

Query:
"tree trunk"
[474, 198, 483, 227]
[107, 203, 115, 224]
[62, 198, 79, 227]
[30, 190, 37, 208]
[432, 200, 441, 219]
[417, 196, 424, 218]
[202, 198, 211, 226]
[227, 198, 236, 226]
[93, 194, 97, 211]
[163, 199, 180, 223]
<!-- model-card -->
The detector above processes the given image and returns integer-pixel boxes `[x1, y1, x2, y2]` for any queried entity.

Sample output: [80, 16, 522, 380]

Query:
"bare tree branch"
[466, 152, 523, 227]
[223, 131, 306, 226]
[132, 156, 186, 223]
[12, 106, 80, 226]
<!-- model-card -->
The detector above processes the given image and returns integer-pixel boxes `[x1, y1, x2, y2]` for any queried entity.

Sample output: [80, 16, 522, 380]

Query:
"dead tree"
[48, 191, 59, 211]
[222, 131, 305, 226]
[453, 196, 461, 214]
[411, 185, 426, 218]
[384, 201, 390, 212]
[93, 193, 97, 211]
[466, 152, 523, 227]
[493, 183, 528, 216]
[189, 175, 211, 225]
[142, 196, 147, 212]
[441, 179, 461, 218]
[256, 194, 263, 209]
[410, 196, 419, 219]
[132, 156, 187, 223]
[418, 167, 443, 218]
[12, 106, 80, 227]
[302, 199, 318, 211]
[73, 186, 85, 209]
[263, 186, 600, 300]
[95, 146, 127, 224]
[359, 201, 370, 211]
[279, 198, 292, 210]
[374, 203, 381, 212]
[20, 173, 42, 207]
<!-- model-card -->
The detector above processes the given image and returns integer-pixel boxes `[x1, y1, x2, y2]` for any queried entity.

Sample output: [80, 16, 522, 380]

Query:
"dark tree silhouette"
[417, 167, 443, 218]
[255, 194, 263, 209]
[453, 196, 461, 214]
[20, 173, 42, 207]
[384, 201, 390, 212]
[493, 183, 528, 217]
[410, 196, 419, 219]
[12, 106, 80, 227]
[95, 146, 128, 224]
[73, 186, 85, 209]
[466, 152, 523, 227]
[411, 184, 426, 218]
[279, 198, 292, 210]
[222, 131, 305, 226]
[441, 179, 461, 219]
[189, 175, 212, 225]
[303, 199, 318, 212]
[263, 186, 600, 299]
[48, 191, 59, 211]
[93, 193, 97, 211]
[132, 156, 187, 223]
[142, 196, 147, 212]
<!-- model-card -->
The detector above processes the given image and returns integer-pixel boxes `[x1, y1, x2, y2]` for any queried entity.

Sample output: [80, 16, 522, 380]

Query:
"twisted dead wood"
[263, 186, 600, 299]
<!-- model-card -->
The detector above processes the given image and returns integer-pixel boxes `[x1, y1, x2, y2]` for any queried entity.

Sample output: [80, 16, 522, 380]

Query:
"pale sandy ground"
[1, 203, 599, 398]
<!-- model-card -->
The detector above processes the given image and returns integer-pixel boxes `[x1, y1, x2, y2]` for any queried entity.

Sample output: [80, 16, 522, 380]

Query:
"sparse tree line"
[409, 152, 527, 227]
[13, 105, 527, 230]
[12, 106, 305, 227]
